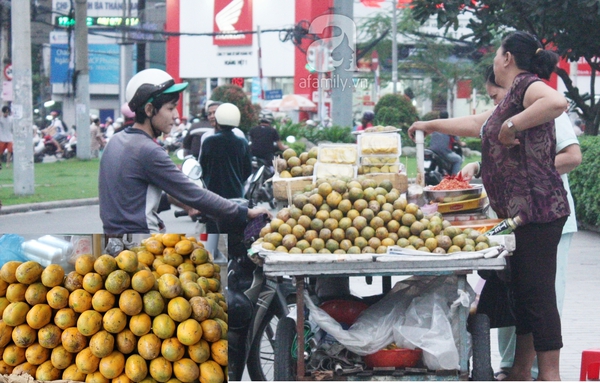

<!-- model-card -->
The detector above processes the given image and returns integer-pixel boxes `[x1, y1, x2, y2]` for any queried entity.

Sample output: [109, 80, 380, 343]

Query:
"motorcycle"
[63, 135, 77, 159]
[33, 130, 46, 163]
[245, 156, 276, 209]
[424, 142, 463, 186]
[40, 134, 71, 159]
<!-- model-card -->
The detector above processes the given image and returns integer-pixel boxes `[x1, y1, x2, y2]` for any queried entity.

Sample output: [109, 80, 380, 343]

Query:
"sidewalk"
[0, 198, 99, 215]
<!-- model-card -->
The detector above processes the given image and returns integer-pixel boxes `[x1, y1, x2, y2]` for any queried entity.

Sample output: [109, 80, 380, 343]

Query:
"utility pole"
[120, 0, 134, 110]
[331, 0, 354, 128]
[75, 0, 91, 159]
[392, 0, 398, 94]
[11, 1, 34, 195]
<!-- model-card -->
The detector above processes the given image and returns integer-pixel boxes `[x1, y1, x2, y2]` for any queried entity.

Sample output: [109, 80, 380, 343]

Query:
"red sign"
[231, 77, 245, 87]
[456, 80, 472, 99]
[213, 0, 253, 46]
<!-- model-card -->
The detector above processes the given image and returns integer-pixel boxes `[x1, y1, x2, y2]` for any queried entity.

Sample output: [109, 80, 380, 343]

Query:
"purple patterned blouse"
[481, 72, 570, 225]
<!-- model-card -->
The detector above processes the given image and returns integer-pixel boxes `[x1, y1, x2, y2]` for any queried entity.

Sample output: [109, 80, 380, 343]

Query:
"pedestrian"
[463, 67, 581, 381]
[199, 100, 245, 158]
[248, 109, 288, 163]
[409, 31, 570, 381]
[89, 116, 106, 158]
[0, 106, 13, 169]
[98, 68, 270, 234]
[355, 110, 375, 131]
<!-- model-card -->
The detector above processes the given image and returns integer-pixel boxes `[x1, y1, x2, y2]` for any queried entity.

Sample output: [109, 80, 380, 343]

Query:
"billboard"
[213, 0, 253, 46]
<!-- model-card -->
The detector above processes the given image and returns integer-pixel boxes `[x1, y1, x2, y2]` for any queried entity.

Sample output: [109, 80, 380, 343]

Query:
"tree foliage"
[374, 94, 420, 146]
[209, 85, 257, 133]
[410, 0, 600, 135]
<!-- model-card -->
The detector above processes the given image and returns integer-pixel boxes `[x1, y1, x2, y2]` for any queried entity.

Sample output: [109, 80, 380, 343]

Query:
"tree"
[410, 0, 600, 135]
[209, 84, 257, 133]
[374, 93, 419, 146]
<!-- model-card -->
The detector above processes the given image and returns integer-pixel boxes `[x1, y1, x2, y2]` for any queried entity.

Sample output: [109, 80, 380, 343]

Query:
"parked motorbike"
[62, 135, 77, 159]
[424, 142, 463, 186]
[33, 130, 45, 163]
[245, 156, 276, 209]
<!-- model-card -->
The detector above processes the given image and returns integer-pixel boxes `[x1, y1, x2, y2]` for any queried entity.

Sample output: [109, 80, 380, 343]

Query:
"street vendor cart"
[262, 245, 513, 381]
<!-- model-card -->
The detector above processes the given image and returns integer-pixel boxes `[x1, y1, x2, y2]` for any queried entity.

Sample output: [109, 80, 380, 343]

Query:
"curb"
[0, 198, 99, 215]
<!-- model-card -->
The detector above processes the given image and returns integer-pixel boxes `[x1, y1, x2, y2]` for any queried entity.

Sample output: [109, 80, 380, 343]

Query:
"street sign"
[3, 64, 12, 81]
[265, 89, 283, 100]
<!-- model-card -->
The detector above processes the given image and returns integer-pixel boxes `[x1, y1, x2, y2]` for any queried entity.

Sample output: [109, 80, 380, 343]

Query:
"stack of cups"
[21, 235, 73, 269]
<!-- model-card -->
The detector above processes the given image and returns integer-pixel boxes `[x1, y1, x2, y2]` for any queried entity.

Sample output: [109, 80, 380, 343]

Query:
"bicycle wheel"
[274, 316, 297, 381]
[246, 305, 283, 381]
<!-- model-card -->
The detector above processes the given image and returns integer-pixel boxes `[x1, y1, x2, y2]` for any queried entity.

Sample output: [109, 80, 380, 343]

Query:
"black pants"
[510, 216, 567, 352]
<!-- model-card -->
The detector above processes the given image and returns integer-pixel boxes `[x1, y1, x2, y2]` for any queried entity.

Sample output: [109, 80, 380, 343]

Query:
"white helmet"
[126, 68, 188, 112]
[214, 103, 241, 127]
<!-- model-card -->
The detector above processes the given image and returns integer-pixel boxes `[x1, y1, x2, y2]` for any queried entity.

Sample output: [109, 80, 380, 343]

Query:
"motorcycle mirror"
[251, 165, 265, 184]
[175, 148, 186, 160]
[181, 158, 202, 180]
[286, 135, 296, 143]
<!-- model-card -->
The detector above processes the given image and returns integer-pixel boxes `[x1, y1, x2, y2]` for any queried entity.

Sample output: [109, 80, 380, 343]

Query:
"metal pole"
[75, 0, 91, 159]
[257, 25, 264, 104]
[120, 0, 134, 111]
[392, 0, 398, 94]
[11, 1, 35, 195]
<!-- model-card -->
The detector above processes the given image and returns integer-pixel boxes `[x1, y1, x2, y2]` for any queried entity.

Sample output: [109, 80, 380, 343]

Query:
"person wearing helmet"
[199, 100, 245, 158]
[356, 110, 375, 131]
[248, 109, 288, 163]
[98, 68, 270, 234]
[120, 102, 136, 130]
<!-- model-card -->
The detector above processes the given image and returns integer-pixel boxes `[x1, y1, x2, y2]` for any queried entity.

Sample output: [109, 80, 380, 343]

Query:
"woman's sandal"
[494, 369, 510, 381]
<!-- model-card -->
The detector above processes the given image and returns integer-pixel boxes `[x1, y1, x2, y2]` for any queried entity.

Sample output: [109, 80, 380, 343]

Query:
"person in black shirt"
[248, 109, 288, 163]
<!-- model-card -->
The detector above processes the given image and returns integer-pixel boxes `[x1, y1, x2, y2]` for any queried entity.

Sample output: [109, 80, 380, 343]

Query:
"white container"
[37, 235, 73, 258]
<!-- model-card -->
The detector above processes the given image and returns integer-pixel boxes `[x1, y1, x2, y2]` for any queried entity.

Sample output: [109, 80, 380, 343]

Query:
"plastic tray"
[358, 132, 401, 156]
[317, 143, 358, 165]
[312, 162, 357, 181]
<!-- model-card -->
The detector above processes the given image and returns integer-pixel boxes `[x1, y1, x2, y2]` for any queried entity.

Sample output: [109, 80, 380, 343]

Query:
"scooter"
[33, 130, 45, 163]
[245, 156, 276, 209]
[424, 143, 463, 186]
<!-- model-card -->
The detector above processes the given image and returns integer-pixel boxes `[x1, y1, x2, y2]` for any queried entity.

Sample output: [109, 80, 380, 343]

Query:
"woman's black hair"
[501, 31, 559, 80]
[133, 91, 180, 124]
[485, 65, 501, 87]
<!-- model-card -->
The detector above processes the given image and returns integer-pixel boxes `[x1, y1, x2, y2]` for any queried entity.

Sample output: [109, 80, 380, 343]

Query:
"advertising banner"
[213, 0, 253, 46]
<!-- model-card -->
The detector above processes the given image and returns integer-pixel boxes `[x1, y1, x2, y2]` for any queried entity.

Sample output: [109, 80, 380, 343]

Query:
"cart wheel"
[274, 317, 297, 381]
[469, 313, 493, 381]
[246, 304, 283, 381]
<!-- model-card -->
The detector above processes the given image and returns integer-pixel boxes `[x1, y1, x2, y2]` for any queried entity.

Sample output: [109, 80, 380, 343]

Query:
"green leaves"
[569, 136, 600, 227]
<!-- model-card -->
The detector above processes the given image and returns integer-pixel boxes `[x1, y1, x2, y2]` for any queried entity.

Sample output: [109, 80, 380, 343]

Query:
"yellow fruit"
[163, 252, 184, 267]
[25, 342, 51, 365]
[156, 264, 178, 277]
[105, 270, 131, 295]
[86, 371, 110, 383]
[189, 297, 212, 322]
[82, 273, 104, 294]
[54, 307, 77, 329]
[115, 329, 137, 355]
[173, 358, 200, 383]
[113, 373, 131, 383]
[152, 314, 176, 340]
[0, 279, 8, 297]
[195, 263, 214, 278]
[174, 240, 193, 256]
[46, 286, 70, 309]
[92, 289, 116, 312]
[12, 323, 37, 347]
[2, 301, 30, 326]
[75, 254, 96, 275]
[103, 308, 128, 334]
[50, 345, 73, 369]
[89, 330, 115, 358]
[131, 270, 156, 293]
[149, 357, 172, 383]
[210, 339, 227, 366]
[6, 283, 27, 303]
[25, 283, 48, 305]
[116, 250, 139, 273]
[144, 239, 165, 255]
[200, 319, 221, 343]
[167, 297, 192, 322]
[15, 261, 44, 284]
[137, 333, 162, 360]
[0, 320, 14, 348]
[129, 313, 152, 337]
[61, 327, 87, 353]
[162, 234, 182, 248]
[199, 360, 224, 383]
[37, 323, 62, 349]
[94, 254, 118, 276]
[142, 290, 165, 317]
[41, 264, 65, 287]
[0, 261, 22, 284]
[69, 288, 93, 313]
[76, 347, 101, 374]
[0, 361, 13, 375]
[176, 318, 202, 346]
[77, 310, 104, 336]
[136, 250, 155, 267]
[119, 289, 143, 316]
[125, 354, 148, 382]
[160, 337, 185, 362]
[158, 274, 182, 299]
[3, 344, 26, 366]
[36, 360, 61, 381]
[188, 339, 210, 363]
[182, 282, 204, 300]
[190, 248, 209, 265]
[64, 270, 84, 292]
[26, 303, 52, 329]
[99, 350, 125, 379]
[63, 364, 87, 381]
[14, 361, 39, 376]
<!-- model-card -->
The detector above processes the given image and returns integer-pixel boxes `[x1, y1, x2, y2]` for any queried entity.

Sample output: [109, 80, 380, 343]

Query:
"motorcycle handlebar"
[174, 210, 189, 218]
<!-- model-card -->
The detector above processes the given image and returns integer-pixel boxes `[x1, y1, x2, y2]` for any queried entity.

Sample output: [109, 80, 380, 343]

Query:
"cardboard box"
[363, 172, 409, 194]
[272, 176, 313, 202]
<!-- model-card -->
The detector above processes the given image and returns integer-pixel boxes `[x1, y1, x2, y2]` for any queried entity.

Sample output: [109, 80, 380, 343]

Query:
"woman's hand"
[498, 120, 521, 148]
[407, 121, 432, 141]
[460, 162, 480, 182]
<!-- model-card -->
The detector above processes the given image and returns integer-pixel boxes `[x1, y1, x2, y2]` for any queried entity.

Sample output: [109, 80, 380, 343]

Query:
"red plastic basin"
[319, 300, 369, 326]
[364, 348, 423, 369]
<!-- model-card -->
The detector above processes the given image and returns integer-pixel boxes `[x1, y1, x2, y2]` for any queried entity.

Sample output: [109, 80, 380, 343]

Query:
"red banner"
[213, 0, 253, 46]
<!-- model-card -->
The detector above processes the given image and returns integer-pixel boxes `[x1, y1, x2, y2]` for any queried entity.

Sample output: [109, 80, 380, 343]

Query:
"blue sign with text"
[51, 44, 119, 85]
[265, 89, 283, 100]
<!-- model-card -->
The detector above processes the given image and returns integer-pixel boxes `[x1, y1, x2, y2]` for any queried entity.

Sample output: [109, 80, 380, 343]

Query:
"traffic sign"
[3, 64, 12, 81]
[265, 89, 283, 100]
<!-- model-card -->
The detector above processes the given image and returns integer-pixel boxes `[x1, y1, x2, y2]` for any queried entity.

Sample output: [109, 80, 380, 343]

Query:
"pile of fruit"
[255, 177, 492, 254]
[0, 234, 226, 383]
[277, 148, 318, 178]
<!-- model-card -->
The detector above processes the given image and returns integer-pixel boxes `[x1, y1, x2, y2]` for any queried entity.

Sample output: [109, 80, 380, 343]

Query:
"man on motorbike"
[98, 68, 270, 234]
[42, 110, 67, 154]
[248, 109, 288, 163]
[428, 111, 464, 175]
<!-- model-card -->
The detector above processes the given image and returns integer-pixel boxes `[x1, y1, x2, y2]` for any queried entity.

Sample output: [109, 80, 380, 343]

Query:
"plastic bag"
[0, 234, 27, 267]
